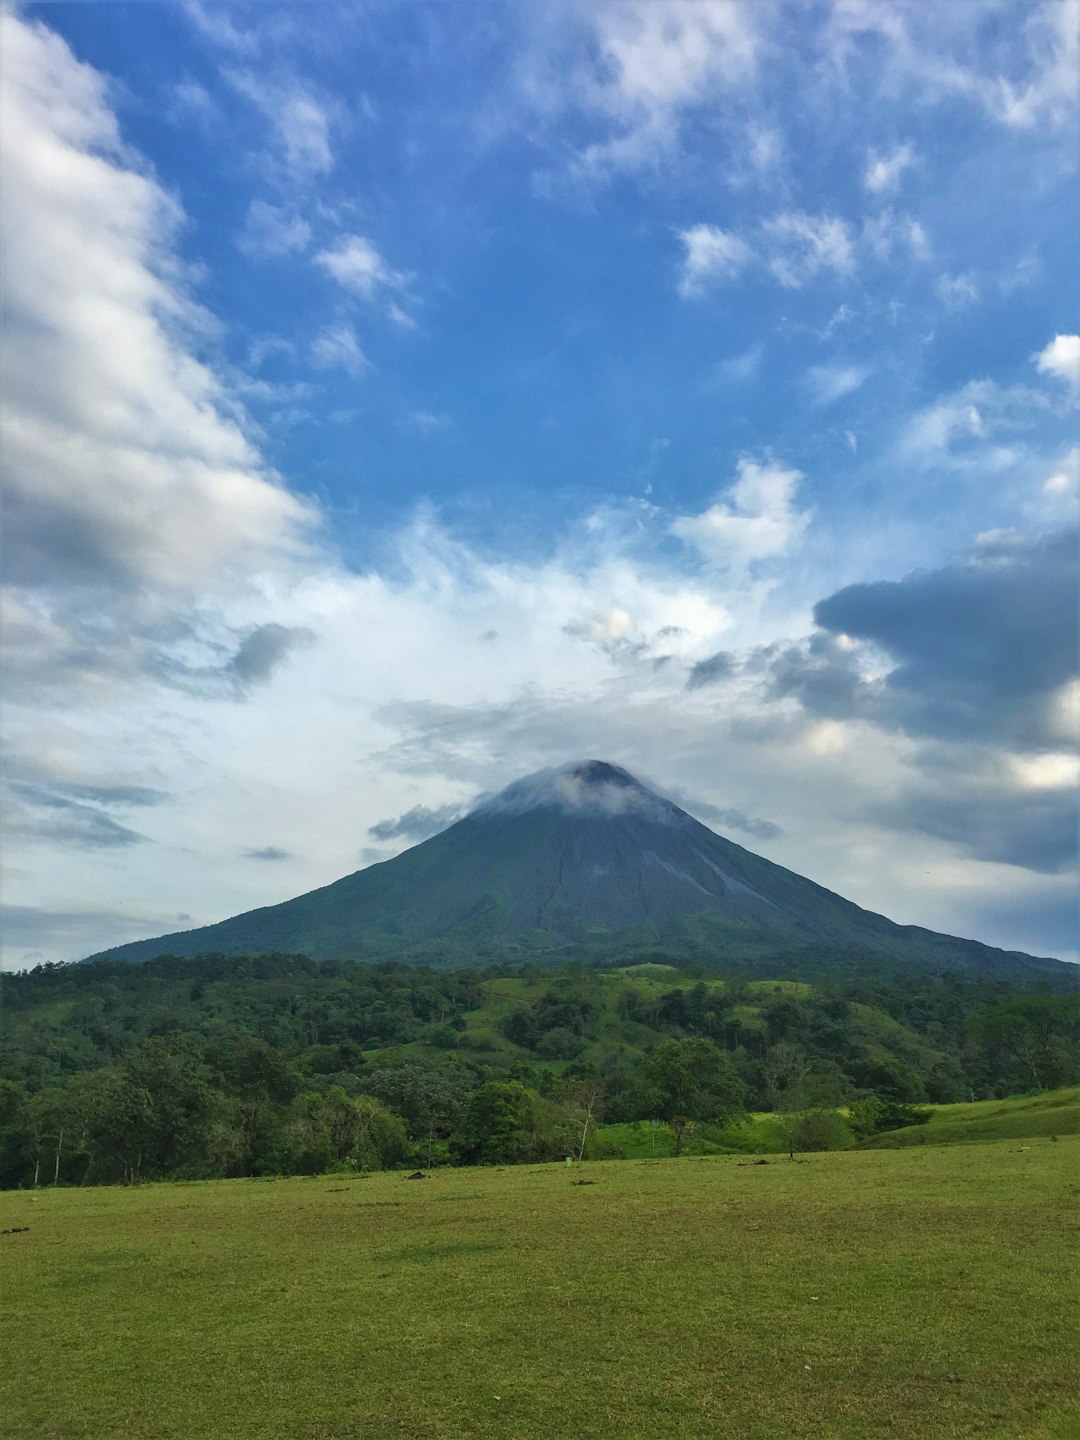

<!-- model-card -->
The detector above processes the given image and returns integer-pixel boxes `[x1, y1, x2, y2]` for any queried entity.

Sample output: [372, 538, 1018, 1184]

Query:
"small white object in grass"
[804, 1365, 812, 1370]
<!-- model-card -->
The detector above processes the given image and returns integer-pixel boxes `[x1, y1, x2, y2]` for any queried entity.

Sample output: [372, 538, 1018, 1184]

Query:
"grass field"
[861, 1086, 1080, 1148]
[596, 1085, 1080, 1160]
[2, 1137, 1077, 1440]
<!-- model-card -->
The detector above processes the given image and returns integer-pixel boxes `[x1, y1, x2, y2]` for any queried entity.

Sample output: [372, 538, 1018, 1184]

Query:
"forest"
[1, 951, 1076, 1188]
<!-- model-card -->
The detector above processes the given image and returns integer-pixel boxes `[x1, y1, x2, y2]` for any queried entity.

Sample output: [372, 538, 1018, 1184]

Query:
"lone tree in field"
[637, 1037, 745, 1155]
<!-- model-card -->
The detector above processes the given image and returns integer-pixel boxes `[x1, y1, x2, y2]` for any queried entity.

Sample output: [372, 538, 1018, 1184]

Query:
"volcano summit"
[83, 761, 1067, 982]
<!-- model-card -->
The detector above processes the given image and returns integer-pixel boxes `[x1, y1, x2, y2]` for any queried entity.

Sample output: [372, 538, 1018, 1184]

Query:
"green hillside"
[3, 951, 1077, 1191]
[860, 1086, 1080, 1148]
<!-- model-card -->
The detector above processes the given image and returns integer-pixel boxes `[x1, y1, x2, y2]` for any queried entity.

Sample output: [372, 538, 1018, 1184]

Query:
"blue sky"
[2, 0, 1077, 968]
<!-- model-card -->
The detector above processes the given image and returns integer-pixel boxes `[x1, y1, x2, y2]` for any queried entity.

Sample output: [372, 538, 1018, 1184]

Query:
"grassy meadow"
[3, 1133, 1078, 1440]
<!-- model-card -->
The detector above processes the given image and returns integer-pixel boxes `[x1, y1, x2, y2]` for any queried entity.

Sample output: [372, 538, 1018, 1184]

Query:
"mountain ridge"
[82, 761, 1071, 982]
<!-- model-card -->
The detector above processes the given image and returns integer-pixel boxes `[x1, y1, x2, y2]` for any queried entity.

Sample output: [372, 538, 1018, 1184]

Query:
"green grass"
[2, 1139, 1077, 1439]
[862, 1086, 1080, 1149]
[597, 1113, 790, 1158]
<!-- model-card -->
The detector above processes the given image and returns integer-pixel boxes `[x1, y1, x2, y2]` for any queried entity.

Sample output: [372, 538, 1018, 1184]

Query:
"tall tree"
[636, 1038, 745, 1155]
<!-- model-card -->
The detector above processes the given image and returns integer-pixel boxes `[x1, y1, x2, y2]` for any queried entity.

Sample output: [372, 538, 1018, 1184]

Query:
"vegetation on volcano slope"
[1, 1139, 1077, 1440]
[1, 953, 1077, 1188]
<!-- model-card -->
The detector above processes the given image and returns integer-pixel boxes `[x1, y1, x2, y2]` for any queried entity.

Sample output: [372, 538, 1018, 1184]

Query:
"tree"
[451, 1081, 552, 1165]
[553, 1076, 605, 1161]
[775, 1062, 849, 1157]
[74, 1038, 217, 1184]
[968, 995, 1080, 1092]
[359, 1062, 471, 1167]
[635, 1038, 745, 1155]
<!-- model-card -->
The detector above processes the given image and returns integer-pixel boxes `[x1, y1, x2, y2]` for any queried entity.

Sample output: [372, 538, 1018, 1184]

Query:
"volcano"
[83, 761, 1068, 981]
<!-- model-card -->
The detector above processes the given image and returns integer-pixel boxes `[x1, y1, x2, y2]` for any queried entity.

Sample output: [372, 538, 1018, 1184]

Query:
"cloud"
[901, 379, 1053, 470]
[368, 802, 471, 843]
[707, 344, 763, 386]
[806, 363, 870, 406]
[686, 651, 735, 690]
[677, 226, 753, 297]
[867, 751, 1077, 874]
[6, 782, 148, 850]
[228, 623, 315, 690]
[0, 11, 315, 605]
[808, 526, 1078, 750]
[678, 211, 855, 295]
[864, 142, 916, 194]
[564, 606, 638, 654]
[236, 199, 311, 259]
[1, 903, 191, 967]
[310, 323, 370, 378]
[672, 458, 809, 567]
[315, 236, 414, 324]
[686, 799, 783, 841]
[529, 0, 759, 184]
[316, 235, 407, 299]
[1034, 333, 1080, 394]
[243, 846, 292, 861]
[228, 70, 335, 178]
[179, 0, 260, 59]
[761, 211, 855, 288]
[827, 0, 1079, 133]
[987, 0, 1079, 131]
[936, 272, 980, 308]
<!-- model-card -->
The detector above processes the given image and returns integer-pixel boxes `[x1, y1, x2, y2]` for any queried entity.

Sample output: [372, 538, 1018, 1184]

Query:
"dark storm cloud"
[227, 623, 315, 690]
[867, 762, 1077, 873]
[368, 802, 470, 843]
[686, 651, 736, 690]
[243, 846, 292, 861]
[763, 633, 866, 718]
[809, 527, 1078, 747]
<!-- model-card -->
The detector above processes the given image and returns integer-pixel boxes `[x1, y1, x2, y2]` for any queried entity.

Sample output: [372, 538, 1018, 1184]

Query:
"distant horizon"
[2, 2, 1077, 969]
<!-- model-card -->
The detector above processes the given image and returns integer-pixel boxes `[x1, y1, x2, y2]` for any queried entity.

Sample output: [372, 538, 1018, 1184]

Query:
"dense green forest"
[1, 952, 1076, 1188]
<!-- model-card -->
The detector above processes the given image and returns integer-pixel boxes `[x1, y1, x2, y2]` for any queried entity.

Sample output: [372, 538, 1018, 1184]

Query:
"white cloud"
[1038, 447, 1079, 524]
[760, 211, 855, 288]
[543, 0, 759, 182]
[678, 211, 855, 296]
[936, 272, 980, 308]
[0, 10, 314, 601]
[677, 225, 752, 297]
[310, 324, 369, 378]
[316, 235, 411, 316]
[1034, 333, 1080, 395]
[864, 142, 916, 194]
[863, 209, 930, 262]
[671, 457, 810, 566]
[746, 125, 783, 175]
[990, 0, 1079, 130]
[901, 378, 1055, 473]
[228, 70, 335, 178]
[827, 0, 1079, 133]
[236, 199, 311, 259]
[806, 363, 870, 406]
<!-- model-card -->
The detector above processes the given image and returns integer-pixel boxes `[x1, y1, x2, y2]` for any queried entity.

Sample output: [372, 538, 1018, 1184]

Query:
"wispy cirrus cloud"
[677, 211, 855, 296]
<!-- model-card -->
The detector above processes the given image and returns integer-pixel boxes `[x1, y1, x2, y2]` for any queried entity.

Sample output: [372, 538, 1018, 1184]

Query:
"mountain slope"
[82, 761, 1071, 981]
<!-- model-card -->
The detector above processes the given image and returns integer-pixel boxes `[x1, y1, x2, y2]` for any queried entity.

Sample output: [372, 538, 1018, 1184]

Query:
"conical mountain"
[84, 760, 1068, 981]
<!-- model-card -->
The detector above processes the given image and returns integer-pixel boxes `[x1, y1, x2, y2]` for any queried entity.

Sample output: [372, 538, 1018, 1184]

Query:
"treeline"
[0, 952, 1076, 1188]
